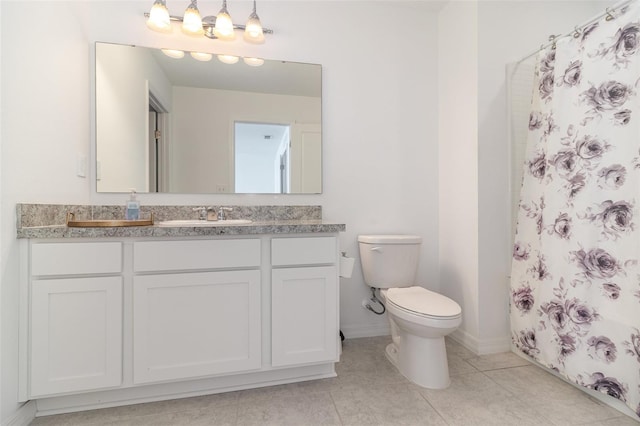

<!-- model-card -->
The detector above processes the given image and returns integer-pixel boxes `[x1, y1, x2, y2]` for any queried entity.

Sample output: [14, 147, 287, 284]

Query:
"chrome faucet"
[218, 207, 233, 220]
[192, 207, 207, 221]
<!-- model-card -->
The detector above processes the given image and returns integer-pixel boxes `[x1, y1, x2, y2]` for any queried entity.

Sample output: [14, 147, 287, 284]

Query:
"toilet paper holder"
[339, 251, 355, 278]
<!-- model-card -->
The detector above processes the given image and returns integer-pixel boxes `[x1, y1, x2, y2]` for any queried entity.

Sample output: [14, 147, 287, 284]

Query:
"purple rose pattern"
[623, 329, 640, 363]
[513, 329, 540, 357]
[513, 242, 531, 261]
[561, 60, 582, 87]
[587, 336, 617, 363]
[601, 282, 621, 299]
[512, 285, 535, 314]
[512, 9, 640, 418]
[548, 212, 571, 239]
[597, 165, 626, 189]
[580, 373, 629, 402]
[585, 200, 634, 239]
[572, 248, 621, 280]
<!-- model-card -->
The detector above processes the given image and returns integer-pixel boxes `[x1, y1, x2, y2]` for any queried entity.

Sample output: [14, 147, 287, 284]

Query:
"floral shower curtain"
[511, 2, 640, 418]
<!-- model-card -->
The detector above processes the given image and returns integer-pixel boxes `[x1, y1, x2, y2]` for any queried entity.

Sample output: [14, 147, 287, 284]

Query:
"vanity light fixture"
[144, 0, 273, 43]
[146, 0, 171, 33]
[243, 0, 264, 44]
[161, 48, 185, 58]
[181, 0, 204, 36]
[161, 49, 261, 66]
[213, 0, 235, 40]
[217, 54, 239, 64]
[190, 51, 213, 61]
[243, 57, 264, 67]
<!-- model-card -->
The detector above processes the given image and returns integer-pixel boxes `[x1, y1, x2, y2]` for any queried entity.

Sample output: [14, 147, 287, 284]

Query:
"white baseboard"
[3, 401, 36, 426]
[340, 323, 390, 339]
[34, 364, 335, 416]
[449, 329, 511, 355]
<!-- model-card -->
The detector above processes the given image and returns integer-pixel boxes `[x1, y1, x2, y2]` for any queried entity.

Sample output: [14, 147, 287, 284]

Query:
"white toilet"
[358, 234, 462, 389]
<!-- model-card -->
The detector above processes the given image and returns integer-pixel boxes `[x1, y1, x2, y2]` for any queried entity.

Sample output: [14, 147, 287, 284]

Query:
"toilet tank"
[358, 235, 422, 289]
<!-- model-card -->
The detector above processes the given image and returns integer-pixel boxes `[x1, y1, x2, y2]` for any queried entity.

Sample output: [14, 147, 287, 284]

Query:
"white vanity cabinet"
[271, 237, 339, 367]
[28, 242, 123, 398]
[20, 232, 341, 413]
[132, 240, 262, 384]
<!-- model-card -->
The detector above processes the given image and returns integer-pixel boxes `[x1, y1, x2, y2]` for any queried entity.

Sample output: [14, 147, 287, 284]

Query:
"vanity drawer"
[134, 239, 261, 272]
[31, 242, 122, 276]
[271, 237, 337, 266]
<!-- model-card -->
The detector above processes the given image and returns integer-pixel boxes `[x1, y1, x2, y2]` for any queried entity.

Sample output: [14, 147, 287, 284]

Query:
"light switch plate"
[76, 154, 87, 178]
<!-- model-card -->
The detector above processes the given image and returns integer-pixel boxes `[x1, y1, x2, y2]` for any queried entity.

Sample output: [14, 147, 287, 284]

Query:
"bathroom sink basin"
[157, 219, 253, 227]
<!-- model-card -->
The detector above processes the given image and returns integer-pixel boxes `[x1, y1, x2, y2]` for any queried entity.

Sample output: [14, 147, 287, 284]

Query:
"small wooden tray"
[66, 212, 154, 228]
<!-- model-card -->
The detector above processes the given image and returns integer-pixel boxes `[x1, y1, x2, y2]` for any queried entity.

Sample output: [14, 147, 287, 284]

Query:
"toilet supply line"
[363, 287, 385, 315]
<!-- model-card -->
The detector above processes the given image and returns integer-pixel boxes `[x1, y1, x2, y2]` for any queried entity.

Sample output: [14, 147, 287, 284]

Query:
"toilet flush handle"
[370, 246, 383, 252]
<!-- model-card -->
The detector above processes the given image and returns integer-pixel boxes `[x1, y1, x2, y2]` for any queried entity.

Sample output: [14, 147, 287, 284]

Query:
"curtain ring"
[605, 7, 615, 21]
[573, 26, 581, 38]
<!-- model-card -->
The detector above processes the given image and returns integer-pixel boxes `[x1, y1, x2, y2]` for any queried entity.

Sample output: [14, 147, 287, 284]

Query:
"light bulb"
[182, 0, 204, 36]
[146, 0, 172, 33]
[243, 1, 264, 44]
[214, 0, 235, 40]
[243, 57, 264, 67]
[217, 54, 239, 64]
[161, 49, 185, 59]
[190, 51, 213, 61]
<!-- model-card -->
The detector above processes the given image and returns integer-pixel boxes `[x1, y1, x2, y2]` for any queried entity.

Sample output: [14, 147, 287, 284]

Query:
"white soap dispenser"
[125, 189, 140, 220]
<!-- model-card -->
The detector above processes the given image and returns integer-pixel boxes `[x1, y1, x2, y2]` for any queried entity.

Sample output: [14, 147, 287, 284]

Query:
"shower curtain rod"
[516, 0, 636, 64]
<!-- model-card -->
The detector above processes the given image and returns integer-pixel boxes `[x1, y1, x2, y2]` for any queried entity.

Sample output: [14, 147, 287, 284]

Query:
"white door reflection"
[234, 122, 290, 194]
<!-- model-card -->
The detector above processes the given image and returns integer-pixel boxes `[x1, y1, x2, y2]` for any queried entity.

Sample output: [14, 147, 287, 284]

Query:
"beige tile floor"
[30, 336, 638, 426]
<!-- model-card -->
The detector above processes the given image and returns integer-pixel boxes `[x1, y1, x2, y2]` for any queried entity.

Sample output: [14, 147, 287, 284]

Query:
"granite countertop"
[16, 204, 345, 239]
[17, 220, 346, 239]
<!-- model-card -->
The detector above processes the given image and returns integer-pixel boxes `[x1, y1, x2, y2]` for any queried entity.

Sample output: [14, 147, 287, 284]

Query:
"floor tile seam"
[601, 415, 640, 423]
[476, 367, 561, 424]
[450, 357, 480, 373]
[327, 388, 346, 425]
[414, 386, 453, 425]
[103, 398, 244, 424]
[478, 368, 612, 424]
[469, 362, 533, 373]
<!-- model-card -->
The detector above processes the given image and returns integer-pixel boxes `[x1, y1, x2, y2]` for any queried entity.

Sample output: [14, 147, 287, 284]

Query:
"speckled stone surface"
[16, 204, 344, 239]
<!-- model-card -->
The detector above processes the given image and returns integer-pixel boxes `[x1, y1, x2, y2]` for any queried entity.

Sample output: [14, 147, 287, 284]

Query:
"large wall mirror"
[95, 42, 322, 194]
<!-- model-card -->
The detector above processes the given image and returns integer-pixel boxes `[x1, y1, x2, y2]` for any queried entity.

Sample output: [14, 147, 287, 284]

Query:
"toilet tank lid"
[358, 235, 422, 244]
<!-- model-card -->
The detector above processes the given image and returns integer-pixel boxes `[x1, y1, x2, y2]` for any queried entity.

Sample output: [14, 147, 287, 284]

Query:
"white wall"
[170, 87, 319, 193]
[0, 1, 439, 422]
[2, 2, 94, 423]
[96, 43, 173, 193]
[437, 1, 480, 345]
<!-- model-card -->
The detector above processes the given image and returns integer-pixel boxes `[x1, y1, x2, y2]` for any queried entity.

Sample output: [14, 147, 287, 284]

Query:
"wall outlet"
[216, 184, 227, 193]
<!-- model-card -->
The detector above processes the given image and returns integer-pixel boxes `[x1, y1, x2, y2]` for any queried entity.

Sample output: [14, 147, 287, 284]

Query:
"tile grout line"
[478, 365, 560, 425]
[416, 389, 452, 426]
[327, 389, 346, 426]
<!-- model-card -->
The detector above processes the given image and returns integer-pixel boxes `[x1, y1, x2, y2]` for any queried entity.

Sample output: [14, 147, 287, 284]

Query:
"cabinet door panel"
[133, 270, 261, 384]
[30, 277, 122, 397]
[272, 266, 338, 367]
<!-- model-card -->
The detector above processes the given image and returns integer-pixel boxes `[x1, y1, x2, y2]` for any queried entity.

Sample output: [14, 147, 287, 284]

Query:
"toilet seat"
[385, 286, 461, 319]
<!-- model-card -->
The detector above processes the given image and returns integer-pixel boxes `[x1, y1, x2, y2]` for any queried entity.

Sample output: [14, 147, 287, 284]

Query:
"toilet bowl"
[358, 234, 463, 389]
[381, 286, 461, 389]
